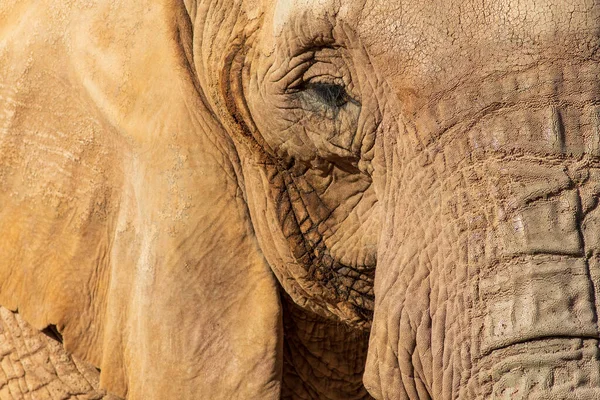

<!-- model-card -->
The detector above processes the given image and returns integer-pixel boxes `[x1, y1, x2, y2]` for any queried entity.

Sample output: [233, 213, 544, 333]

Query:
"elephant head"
[1, 0, 599, 399]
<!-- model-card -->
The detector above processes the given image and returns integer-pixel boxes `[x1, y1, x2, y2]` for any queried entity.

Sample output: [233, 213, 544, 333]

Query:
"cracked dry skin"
[1, 0, 600, 399]
[0, 307, 118, 400]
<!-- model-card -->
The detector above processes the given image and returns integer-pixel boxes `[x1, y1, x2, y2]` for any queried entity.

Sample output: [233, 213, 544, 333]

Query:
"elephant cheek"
[365, 102, 600, 399]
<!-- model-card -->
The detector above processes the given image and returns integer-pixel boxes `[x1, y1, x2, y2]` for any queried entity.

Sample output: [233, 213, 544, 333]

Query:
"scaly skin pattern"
[0, 307, 118, 400]
[365, 51, 600, 400]
[1, 0, 600, 399]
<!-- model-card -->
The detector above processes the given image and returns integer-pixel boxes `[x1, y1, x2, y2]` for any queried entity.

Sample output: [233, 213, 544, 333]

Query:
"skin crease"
[1, 1, 600, 400]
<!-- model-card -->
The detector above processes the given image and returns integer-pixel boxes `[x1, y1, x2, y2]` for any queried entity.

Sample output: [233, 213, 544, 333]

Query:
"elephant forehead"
[272, 0, 333, 36]
[354, 0, 599, 49]
[278, 0, 599, 91]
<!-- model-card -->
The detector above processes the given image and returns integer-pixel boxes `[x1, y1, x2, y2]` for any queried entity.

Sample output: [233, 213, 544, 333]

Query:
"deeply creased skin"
[0, 308, 119, 400]
[1, 0, 600, 399]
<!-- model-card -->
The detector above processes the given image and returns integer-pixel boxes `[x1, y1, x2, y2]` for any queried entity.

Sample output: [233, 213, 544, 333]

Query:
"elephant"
[1, 0, 599, 398]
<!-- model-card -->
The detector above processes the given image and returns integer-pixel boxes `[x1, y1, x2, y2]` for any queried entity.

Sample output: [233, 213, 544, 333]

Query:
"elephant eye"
[304, 82, 349, 108]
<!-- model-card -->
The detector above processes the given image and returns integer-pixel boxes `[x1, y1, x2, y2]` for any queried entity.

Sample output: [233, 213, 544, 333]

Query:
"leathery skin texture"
[0, 307, 118, 400]
[0, 0, 600, 399]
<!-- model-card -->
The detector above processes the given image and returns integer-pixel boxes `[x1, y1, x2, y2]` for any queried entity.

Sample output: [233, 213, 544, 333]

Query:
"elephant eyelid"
[276, 48, 360, 117]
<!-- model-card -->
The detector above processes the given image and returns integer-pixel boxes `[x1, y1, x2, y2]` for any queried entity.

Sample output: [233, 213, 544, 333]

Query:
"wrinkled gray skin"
[2, 0, 600, 399]
[244, 1, 600, 398]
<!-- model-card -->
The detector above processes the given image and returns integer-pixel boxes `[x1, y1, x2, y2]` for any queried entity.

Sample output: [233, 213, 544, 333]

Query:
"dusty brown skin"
[1, 0, 600, 399]
[0, 307, 119, 400]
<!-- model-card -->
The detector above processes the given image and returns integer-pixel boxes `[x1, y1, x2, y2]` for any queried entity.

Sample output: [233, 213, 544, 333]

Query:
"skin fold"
[0, 0, 599, 399]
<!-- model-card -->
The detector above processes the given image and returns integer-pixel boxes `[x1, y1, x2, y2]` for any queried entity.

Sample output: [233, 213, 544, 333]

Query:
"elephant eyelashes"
[303, 82, 350, 109]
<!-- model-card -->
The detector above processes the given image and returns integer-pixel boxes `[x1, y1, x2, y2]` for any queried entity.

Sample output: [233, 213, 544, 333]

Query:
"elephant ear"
[0, 1, 282, 399]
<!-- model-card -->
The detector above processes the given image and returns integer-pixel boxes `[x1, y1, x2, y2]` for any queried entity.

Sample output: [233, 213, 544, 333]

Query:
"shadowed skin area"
[0, 0, 599, 399]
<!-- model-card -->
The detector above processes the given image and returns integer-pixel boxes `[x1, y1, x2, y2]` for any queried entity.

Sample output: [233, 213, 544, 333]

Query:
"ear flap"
[0, 1, 282, 399]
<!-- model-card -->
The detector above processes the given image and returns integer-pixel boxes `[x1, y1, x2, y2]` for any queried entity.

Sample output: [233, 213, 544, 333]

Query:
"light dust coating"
[0, 0, 599, 399]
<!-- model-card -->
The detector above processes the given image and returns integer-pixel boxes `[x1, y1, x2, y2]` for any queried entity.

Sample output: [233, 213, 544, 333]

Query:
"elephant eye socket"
[303, 82, 349, 108]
